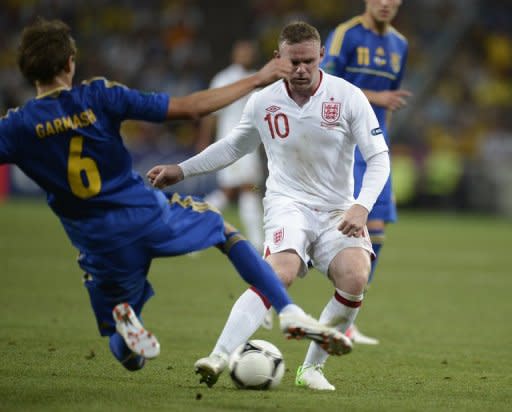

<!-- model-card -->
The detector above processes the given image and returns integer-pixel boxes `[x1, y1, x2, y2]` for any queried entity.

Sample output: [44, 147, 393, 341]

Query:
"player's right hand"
[338, 204, 369, 237]
[146, 164, 184, 189]
[254, 57, 293, 87]
[378, 89, 412, 111]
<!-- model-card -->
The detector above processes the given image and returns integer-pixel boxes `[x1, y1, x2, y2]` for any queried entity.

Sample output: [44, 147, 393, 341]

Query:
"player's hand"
[146, 164, 184, 189]
[254, 57, 293, 87]
[376, 89, 412, 111]
[338, 204, 369, 237]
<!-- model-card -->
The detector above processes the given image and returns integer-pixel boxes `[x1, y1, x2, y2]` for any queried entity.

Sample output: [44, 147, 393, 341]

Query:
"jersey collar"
[284, 69, 324, 100]
[36, 86, 70, 99]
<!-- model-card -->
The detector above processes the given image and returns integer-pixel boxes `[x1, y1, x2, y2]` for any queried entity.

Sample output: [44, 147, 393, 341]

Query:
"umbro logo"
[265, 105, 281, 112]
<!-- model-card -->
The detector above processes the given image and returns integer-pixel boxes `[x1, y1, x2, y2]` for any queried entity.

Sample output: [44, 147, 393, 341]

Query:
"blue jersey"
[0, 78, 170, 253]
[321, 16, 408, 142]
[321, 16, 408, 222]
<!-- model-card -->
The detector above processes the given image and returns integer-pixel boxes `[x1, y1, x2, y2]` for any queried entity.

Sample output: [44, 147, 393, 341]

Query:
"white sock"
[205, 189, 228, 211]
[279, 303, 305, 316]
[303, 289, 363, 366]
[212, 289, 269, 357]
[238, 191, 263, 250]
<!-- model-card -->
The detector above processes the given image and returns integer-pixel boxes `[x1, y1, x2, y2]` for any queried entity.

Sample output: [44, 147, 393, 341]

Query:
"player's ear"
[64, 55, 74, 73]
[273, 50, 280, 58]
[320, 46, 325, 60]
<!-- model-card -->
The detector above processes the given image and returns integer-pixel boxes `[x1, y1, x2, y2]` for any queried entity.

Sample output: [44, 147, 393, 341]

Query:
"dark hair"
[17, 17, 77, 85]
[278, 21, 321, 46]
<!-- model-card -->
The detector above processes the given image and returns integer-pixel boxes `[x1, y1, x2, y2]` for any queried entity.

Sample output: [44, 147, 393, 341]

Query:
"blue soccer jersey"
[0, 78, 171, 252]
[321, 16, 408, 222]
[0, 75, 293, 340]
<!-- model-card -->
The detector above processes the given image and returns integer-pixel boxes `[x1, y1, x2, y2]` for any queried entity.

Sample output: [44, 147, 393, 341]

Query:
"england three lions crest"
[273, 228, 284, 245]
[321, 101, 341, 127]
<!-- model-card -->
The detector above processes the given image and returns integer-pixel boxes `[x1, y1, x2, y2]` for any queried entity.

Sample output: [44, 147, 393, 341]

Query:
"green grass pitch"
[1, 199, 511, 411]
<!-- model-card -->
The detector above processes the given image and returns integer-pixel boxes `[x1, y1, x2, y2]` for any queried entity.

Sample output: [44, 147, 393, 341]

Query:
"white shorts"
[263, 199, 374, 276]
[217, 151, 263, 188]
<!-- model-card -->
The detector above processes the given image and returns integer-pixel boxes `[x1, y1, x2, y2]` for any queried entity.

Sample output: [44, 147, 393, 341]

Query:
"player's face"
[277, 40, 324, 93]
[365, 0, 402, 24]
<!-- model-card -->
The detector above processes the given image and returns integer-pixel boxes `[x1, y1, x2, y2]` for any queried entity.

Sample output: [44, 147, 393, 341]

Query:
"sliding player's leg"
[79, 242, 158, 371]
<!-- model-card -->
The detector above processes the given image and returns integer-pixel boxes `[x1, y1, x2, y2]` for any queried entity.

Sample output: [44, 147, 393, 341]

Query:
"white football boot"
[278, 306, 352, 356]
[346, 324, 379, 345]
[295, 364, 335, 391]
[194, 353, 229, 387]
[112, 303, 160, 359]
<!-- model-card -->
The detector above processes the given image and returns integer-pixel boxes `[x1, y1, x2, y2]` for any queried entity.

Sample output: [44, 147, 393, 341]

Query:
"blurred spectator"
[1, 0, 511, 214]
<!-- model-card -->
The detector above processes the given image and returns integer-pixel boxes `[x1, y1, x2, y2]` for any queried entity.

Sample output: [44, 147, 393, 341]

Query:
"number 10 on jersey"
[264, 113, 289, 139]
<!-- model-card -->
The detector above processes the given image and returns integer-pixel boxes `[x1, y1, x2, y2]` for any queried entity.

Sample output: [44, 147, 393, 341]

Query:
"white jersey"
[210, 64, 256, 140]
[181, 70, 388, 211]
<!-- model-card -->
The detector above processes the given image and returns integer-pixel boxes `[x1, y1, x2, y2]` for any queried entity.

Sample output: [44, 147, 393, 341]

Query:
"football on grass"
[228, 339, 285, 390]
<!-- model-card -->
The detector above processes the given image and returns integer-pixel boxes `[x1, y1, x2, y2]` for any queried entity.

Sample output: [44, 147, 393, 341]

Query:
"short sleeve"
[92, 79, 170, 122]
[321, 27, 352, 76]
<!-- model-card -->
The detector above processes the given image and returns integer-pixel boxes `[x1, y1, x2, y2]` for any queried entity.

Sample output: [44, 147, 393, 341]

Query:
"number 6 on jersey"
[67, 136, 102, 199]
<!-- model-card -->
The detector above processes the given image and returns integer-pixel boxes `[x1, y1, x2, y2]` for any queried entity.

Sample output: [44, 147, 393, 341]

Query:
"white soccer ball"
[228, 339, 285, 390]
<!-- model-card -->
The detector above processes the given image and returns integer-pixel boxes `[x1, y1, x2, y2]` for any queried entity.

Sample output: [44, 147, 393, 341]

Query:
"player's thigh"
[78, 242, 153, 336]
[263, 200, 314, 277]
[150, 193, 226, 256]
[312, 211, 374, 276]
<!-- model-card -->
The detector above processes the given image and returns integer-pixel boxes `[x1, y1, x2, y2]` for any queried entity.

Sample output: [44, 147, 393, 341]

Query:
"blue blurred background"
[1, 0, 511, 216]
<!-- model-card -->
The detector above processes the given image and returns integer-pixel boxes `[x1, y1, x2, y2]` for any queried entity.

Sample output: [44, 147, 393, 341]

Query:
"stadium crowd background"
[1, 0, 511, 216]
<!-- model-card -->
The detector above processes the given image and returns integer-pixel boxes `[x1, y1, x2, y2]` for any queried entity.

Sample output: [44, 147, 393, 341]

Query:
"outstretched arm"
[166, 57, 291, 120]
[147, 123, 261, 189]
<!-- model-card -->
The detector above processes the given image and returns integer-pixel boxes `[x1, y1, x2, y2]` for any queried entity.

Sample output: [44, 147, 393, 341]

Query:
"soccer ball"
[228, 339, 285, 390]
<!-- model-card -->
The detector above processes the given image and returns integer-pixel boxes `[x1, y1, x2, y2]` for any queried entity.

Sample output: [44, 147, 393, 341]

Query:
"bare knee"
[216, 221, 246, 254]
[266, 250, 302, 288]
[328, 248, 371, 294]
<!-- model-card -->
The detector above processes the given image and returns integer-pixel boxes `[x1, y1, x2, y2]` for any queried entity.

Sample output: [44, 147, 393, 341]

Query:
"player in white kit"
[147, 21, 390, 391]
[197, 40, 264, 250]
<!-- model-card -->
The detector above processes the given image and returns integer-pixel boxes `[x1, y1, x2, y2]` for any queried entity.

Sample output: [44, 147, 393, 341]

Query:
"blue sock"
[368, 229, 385, 284]
[223, 233, 291, 312]
[109, 332, 145, 371]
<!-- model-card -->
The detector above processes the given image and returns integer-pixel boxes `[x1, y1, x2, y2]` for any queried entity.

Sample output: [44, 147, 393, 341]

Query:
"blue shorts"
[353, 148, 397, 223]
[78, 193, 225, 336]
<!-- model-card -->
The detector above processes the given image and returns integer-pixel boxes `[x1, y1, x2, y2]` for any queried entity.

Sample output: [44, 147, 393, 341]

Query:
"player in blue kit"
[0, 18, 347, 372]
[309, 0, 411, 350]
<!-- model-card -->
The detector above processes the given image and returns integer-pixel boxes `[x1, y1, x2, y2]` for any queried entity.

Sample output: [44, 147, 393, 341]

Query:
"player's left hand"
[146, 164, 184, 189]
[254, 57, 293, 87]
[338, 204, 369, 237]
